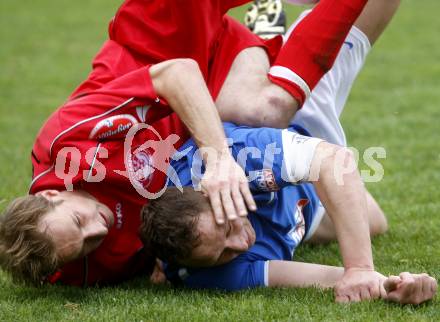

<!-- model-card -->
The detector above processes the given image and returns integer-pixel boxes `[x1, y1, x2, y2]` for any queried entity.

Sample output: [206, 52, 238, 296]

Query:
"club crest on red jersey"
[126, 149, 154, 190]
[89, 114, 138, 140]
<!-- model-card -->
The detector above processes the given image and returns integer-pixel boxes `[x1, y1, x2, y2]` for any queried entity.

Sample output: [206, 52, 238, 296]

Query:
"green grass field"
[1, 0, 439, 321]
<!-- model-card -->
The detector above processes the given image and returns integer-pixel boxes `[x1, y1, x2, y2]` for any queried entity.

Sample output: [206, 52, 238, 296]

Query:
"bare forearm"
[268, 261, 438, 305]
[150, 59, 228, 154]
[149, 59, 256, 221]
[269, 261, 344, 289]
[312, 143, 373, 270]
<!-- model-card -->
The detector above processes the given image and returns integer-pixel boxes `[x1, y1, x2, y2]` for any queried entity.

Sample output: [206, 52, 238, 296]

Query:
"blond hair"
[0, 195, 59, 285]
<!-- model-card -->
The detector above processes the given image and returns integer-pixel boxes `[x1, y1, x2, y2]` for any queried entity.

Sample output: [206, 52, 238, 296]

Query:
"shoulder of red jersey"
[30, 95, 173, 194]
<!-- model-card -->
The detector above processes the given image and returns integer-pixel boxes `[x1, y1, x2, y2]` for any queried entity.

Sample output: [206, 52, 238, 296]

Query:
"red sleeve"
[30, 66, 173, 194]
[54, 65, 172, 152]
[70, 40, 145, 99]
[86, 65, 157, 100]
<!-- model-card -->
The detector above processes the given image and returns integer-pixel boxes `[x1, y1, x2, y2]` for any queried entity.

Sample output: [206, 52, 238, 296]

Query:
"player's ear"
[35, 190, 60, 201]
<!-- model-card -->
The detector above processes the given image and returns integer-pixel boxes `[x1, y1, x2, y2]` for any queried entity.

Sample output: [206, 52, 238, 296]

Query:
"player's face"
[37, 190, 114, 264]
[185, 211, 256, 267]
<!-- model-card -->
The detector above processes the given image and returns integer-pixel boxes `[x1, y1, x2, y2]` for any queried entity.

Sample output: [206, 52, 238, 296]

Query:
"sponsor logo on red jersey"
[115, 202, 123, 229]
[89, 114, 138, 140]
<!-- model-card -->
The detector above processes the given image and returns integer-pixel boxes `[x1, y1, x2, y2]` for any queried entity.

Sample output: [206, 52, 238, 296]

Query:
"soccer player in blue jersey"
[141, 122, 437, 305]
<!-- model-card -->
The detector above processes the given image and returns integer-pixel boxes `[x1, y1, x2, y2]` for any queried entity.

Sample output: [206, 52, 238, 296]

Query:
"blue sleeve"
[168, 122, 310, 192]
[167, 259, 268, 291]
[224, 123, 300, 192]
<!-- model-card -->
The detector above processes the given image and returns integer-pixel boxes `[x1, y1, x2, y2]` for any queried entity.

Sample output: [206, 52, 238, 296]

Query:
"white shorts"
[287, 10, 372, 146]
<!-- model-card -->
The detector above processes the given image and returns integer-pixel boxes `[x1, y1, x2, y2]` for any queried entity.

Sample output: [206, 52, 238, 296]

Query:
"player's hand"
[383, 272, 437, 305]
[150, 259, 169, 285]
[335, 268, 387, 303]
[201, 151, 256, 225]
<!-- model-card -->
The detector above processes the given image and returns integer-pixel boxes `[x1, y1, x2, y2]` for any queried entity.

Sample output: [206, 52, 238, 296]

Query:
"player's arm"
[284, 137, 384, 301]
[268, 261, 437, 304]
[269, 261, 345, 289]
[308, 141, 382, 302]
[305, 142, 434, 304]
[150, 59, 257, 223]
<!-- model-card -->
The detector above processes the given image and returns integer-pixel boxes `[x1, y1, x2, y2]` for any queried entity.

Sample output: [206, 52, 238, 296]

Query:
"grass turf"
[0, 0, 439, 321]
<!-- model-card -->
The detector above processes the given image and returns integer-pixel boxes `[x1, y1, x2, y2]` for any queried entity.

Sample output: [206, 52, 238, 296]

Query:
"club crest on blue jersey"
[253, 169, 280, 192]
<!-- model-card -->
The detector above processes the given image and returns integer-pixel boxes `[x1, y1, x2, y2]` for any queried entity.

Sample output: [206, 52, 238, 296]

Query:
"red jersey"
[109, 0, 253, 77]
[31, 41, 188, 286]
[31, 0, 280, 286]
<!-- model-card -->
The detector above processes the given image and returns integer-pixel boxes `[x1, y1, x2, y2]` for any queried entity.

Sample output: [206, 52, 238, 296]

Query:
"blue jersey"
[164, 123, 321, 291]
